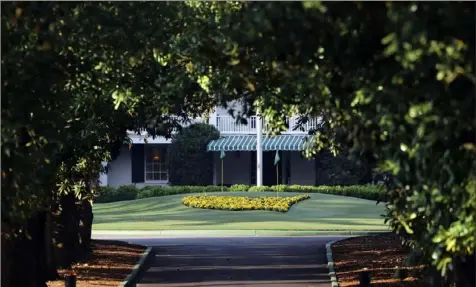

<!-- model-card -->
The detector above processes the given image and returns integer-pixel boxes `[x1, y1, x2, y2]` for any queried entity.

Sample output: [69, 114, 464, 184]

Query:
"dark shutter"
[131, 144, 145, 183]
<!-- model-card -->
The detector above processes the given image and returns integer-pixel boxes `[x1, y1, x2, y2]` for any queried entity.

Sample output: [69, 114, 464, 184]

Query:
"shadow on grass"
[94, 192, 377, 216]
[93, 193, 387, 230]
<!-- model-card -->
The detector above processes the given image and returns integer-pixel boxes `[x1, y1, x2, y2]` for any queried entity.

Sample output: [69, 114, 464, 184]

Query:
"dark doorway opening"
[250, 151, 282, 186]
[263, 151, 282, 186]
[250, 151, 257, 185]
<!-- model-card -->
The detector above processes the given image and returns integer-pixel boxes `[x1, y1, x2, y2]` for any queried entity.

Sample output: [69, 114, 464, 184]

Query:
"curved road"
[94, 235, 346, 287]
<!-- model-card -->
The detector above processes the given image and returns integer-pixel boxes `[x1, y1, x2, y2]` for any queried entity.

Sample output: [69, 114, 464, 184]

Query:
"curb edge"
[119, 246, 153, 287]
[326, 239, 341, 287]
[93, 230, 390, 237]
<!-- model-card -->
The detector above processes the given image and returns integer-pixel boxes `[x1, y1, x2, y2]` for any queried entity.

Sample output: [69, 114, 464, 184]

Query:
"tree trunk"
[79, 174, 94, 256]
[79, 199, 94, 253]
[358, 160, 374, 185]
[58, 193, 80, 268]
[454, 254, 475, 287]
[44, 208, 59, 280]
[1, 225, 16, 287]
[34, 212, 49, 287]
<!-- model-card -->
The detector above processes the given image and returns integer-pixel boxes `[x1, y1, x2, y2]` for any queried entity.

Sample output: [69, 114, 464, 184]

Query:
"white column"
[208, 108, 218, 127]
[99, 161, 108, 186]
[210, 108, 218, 186]
[256, 113, 263, 186]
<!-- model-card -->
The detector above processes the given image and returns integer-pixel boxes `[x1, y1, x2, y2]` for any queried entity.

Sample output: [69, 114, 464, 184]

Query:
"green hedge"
[136, 185, 224, 199]
[95, 184, 386, 203]
[95, 185, 138, 203]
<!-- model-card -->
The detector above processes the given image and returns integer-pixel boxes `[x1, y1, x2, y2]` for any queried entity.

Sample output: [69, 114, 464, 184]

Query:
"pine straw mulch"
[47, 240, 146, 287]
[331, 233, 429, 287]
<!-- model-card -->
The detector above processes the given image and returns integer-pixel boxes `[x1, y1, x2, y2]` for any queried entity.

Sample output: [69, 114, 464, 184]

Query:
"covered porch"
[207, 135, 316, 186]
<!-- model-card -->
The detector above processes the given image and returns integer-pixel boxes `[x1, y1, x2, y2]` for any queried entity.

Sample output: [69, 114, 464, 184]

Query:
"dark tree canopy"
[167, 123, 220, 186]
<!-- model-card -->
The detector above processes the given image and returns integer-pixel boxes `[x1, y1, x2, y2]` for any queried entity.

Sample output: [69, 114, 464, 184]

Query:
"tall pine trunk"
[79, 198, 94, 253]
[79, 174, 94, 255]
[58, 193, 80, 267]
[44, 207, 59, 280]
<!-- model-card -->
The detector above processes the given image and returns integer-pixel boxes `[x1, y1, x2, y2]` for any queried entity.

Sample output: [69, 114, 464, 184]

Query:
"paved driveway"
[107, 236, 344, 287]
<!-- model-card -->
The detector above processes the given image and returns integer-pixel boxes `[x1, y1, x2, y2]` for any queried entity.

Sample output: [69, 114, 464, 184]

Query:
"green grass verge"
[96, 184, 386, 203]
[92, 192, 388, 231]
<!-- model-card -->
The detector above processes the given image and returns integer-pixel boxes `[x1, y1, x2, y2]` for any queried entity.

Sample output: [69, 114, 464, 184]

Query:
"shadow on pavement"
[136, 237, 332, 287]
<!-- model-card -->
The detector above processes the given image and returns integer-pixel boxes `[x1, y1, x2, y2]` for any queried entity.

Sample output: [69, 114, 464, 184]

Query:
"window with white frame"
[145, 145, 168, 181]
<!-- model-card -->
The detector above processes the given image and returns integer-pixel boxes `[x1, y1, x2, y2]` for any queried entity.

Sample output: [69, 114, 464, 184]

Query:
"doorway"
[263, 151, 282, 186]
[250, 151, 282, 186]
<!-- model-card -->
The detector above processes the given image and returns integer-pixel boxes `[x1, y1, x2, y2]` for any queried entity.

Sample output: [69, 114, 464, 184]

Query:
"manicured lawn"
[92, 192, 389, 230]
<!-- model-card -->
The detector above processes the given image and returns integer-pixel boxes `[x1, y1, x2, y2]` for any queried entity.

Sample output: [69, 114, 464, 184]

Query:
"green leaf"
[436, 71, 445, 81]
[302, 2, 327, 13]
[230, 59, 240, 65]
[384, 42, 398, 56]
[197, 75, 211, 93]
[400, 220, 414, 234]
[463, 143, 475, 151]
[381, 33, 396, 45]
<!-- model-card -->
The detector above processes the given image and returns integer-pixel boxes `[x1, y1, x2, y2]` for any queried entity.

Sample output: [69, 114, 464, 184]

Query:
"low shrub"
[136, 185, 227, 199]
[311, 185, 386, 201]
[269, 185, 287, 193]
[95, 186, 117, 203]
[115, 185, 138, 200]
[182, 195, 311, 212]
[95, 185, 137, 203]
[136, 187, 155, 199]
[229, 184, 250, 192]
[96, 184, 386, 203]
[248, 185, 270, 192]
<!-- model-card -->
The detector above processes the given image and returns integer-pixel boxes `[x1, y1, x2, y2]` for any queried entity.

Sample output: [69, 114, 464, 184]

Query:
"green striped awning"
[262, 135, 308, 151]
[207, 135, 256, 151]
[207, 135, 310, 151]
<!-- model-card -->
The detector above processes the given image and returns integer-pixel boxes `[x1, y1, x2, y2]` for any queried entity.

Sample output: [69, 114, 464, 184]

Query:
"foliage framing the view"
[137, 2, 475, 285]
[1, 1, 475, 286]
[1, 2, 223, 287]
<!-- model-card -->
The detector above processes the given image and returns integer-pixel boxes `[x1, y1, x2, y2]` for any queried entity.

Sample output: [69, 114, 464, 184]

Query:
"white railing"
[127, 115, 322, 136]
[127, 117, 207, 136]
[214, 115, 321, 134]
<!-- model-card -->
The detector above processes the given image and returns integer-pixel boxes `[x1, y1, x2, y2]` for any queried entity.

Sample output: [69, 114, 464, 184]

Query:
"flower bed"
[182, 194, 311, 212]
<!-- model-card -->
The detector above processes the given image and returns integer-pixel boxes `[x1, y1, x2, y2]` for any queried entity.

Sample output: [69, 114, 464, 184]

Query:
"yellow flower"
[182, 195, 310, 212]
